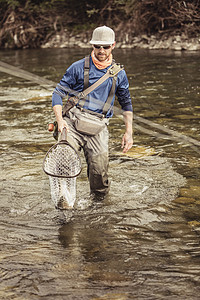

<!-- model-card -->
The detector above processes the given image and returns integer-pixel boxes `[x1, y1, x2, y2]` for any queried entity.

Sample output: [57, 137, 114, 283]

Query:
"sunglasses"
[93, 45, 111, 50]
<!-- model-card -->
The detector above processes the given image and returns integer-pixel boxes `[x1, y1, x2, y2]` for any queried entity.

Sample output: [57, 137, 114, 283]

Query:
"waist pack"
[74, 110, 107, 136]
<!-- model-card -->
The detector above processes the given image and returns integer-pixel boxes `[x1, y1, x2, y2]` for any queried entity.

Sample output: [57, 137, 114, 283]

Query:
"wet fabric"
[63, 109, 110, 195]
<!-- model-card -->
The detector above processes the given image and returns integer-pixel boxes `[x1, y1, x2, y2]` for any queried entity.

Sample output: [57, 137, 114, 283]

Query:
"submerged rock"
[113, 145, 161, 159]
[173, 197, 196, 204]
[179, 186, 200, 199]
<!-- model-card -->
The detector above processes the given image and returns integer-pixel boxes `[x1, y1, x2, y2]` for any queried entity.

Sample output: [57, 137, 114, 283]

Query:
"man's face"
[93, 42, 116, 61]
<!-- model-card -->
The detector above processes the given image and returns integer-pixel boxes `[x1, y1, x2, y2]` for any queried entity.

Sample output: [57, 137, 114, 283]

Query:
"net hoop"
[43, 141, 82, 178]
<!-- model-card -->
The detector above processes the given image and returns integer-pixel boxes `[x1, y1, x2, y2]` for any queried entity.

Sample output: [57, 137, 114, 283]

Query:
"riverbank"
[41, 30, 200, 51]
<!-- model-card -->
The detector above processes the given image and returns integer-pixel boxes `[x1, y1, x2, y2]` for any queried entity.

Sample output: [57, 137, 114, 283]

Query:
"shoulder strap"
[102, 75, 117, 115]
[81, 62, 123, 99]
[79, 57, 123, 114]
[84, 55, 90, 90]
[101, 58, 117, 115]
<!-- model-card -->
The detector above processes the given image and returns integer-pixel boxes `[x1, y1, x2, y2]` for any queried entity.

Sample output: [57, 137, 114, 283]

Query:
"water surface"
[0, 48, 200, 299]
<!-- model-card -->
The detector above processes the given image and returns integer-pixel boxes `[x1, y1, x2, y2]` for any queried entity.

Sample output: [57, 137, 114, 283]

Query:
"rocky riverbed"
[41, 30, 200, 51]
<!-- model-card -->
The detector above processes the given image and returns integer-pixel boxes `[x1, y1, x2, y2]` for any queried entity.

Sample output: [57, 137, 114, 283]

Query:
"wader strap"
[78, 55, 90, 108]
[84, 55, 90, 90]
[102, 75, 117, 115]
[84, 55, 113, 90]
[101, 59, 116, 115]
[79, 57, 122, 115]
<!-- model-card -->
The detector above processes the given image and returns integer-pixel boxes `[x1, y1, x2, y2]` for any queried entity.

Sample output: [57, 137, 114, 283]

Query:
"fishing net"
[43, 128, 81, 209]
[43, 143, 81, 178]
[49, 176, 77, 209]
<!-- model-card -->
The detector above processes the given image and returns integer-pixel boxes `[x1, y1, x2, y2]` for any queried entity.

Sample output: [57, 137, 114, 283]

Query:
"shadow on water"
[0, 48, 200, 299]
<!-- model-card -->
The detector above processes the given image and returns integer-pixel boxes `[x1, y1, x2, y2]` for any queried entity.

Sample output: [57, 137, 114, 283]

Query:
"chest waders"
[57, 56, 124, 197]
[70, 56, 124, 136]
[51, 57, 123, 139]
[78, 56, 122, 196]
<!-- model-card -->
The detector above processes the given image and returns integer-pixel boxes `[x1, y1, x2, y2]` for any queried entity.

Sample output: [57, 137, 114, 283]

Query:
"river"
[0, 48, 200, 300]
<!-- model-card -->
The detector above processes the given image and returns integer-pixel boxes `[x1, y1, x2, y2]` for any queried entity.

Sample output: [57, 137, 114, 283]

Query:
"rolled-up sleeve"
[116, 71, 133, 112]
[52, 90, 63, 107]
[52, 62, 82, 107]
[52, 73, 74, 107]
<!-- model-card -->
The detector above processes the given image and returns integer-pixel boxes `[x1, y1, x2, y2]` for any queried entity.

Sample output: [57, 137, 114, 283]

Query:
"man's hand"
[53, 104, 69, 132]
[121, 132, 133, 153]
[121, 111, 133, 153]
[57, 119, 68, 133]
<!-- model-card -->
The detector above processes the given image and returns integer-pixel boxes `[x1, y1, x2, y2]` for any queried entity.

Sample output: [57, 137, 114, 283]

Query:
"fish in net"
[43, 128, 81, 209]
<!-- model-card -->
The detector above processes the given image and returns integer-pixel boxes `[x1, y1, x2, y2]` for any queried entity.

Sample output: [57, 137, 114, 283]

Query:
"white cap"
[90, 26, 115, 45]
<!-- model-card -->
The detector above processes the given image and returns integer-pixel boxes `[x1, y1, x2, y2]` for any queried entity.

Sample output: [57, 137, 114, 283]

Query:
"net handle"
[60, 127, 67, 141]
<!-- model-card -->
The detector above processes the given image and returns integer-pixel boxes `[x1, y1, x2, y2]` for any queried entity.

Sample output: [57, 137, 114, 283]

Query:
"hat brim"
[90, 40, 114, 45]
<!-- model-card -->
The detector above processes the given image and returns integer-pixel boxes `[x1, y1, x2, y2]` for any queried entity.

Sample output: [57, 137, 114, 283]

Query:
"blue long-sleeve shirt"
[52, 55, 133, 118]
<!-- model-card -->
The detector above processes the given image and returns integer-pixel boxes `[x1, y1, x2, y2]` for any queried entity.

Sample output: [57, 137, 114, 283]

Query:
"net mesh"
[43, 142, 81, 209]
[43, 143, 81, 178]
[49, 176, 76, 209]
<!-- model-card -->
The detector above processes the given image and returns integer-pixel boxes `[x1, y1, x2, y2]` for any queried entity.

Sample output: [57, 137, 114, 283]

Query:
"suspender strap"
[101, 57, 117, 115]
[60, 56, 124, 116]
[102, 75, 117, 115]
[81, 69, 114, 98]
[84, 55, 90, 90]
[79, 56, 123, 114]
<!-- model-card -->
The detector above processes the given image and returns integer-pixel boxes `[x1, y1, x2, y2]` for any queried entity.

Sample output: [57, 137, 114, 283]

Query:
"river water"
[0, 48, 200, 300]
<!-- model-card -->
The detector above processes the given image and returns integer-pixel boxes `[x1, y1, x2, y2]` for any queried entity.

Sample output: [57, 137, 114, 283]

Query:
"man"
[52, 25, 133, 200]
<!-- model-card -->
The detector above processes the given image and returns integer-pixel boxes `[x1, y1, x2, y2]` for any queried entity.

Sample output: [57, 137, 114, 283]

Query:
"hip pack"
[69, 107, 109, 136]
